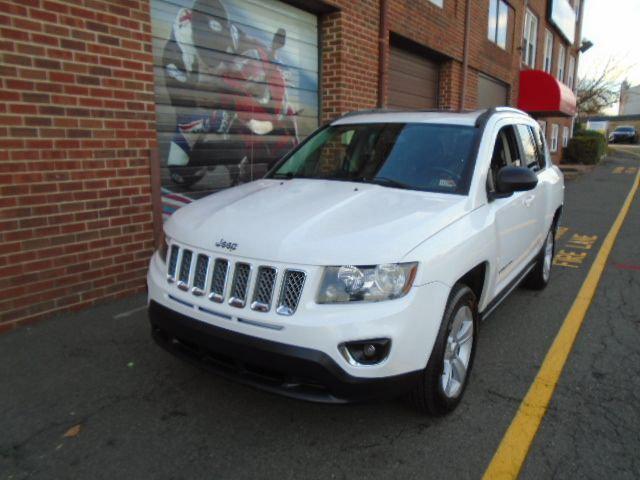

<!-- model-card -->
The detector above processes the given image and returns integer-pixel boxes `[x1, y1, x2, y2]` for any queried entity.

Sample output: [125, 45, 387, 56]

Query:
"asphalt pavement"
[1, 148, 638, 480]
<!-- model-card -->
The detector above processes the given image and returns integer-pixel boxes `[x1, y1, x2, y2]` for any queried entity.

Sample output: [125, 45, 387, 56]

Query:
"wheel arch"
[455, 261, 489, 307]
[553, 205, 563, 228]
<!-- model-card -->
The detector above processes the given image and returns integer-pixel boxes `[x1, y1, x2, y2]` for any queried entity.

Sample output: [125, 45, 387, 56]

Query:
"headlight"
[317, 263, 418, 303]
[159, 233, 169, 263]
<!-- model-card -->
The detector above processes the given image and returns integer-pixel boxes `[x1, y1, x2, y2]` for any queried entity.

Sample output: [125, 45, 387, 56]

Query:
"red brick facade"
[0, 0, 156, 330]
[0, 0, 583, 329]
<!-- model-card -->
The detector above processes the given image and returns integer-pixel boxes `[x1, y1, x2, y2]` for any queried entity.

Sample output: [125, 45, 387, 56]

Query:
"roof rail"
[339, 107, 479, 118]
[474, 106, 529, 128]
[339, 108, 402, 118]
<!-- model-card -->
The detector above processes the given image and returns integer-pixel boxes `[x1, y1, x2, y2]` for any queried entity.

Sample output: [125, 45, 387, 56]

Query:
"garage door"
[388, 46, 439, 110]
[151, 0, 319, 216]
[478, 74, 508, 109]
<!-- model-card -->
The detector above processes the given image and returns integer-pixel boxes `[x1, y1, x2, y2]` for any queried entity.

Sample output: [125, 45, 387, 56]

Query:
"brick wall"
[318, 0, 529, 114]
[320, 0, 380, 122]
[0, 0, 156, 331]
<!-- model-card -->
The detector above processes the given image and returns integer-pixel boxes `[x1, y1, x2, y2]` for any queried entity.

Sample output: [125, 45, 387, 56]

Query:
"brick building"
[0, 0, 584, 328]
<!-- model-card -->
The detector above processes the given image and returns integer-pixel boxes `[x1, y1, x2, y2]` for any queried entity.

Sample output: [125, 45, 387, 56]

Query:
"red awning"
[517, 70, 576, 117]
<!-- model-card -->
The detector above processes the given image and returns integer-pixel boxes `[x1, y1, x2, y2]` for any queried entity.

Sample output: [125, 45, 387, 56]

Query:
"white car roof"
[331, 108, 530, 127]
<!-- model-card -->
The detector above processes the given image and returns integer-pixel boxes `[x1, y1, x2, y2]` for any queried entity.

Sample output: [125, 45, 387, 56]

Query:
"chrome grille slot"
[208, 259, 229, 303]
[167, 245, 179, 282]
[229, 262, 251, 308]
[192, 254, 209, 296]
[276, 270, 306, 316]
[177, 249, 193, 291]
[251, 267, 277, 312]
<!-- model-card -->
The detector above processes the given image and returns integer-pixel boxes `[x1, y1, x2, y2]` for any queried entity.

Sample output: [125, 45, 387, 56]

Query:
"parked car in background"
[608, 126, 638, 144]
[147, 107, 564, 415]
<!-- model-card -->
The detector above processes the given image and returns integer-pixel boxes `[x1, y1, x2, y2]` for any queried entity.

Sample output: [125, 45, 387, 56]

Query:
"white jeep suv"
[147, 107, 564, 414]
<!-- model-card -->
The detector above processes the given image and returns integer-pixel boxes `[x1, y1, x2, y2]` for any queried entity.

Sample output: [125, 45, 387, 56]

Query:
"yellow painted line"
[554, 226, 569, 240]
[483, 167, 640, 480]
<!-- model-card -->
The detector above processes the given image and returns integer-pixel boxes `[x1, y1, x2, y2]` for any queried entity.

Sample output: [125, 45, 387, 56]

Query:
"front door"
[487, 123, 539, 292]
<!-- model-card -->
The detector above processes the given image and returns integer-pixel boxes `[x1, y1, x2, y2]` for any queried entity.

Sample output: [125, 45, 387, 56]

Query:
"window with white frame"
[562, 126, 570, 148]
[488, 0, 509, 49]
[557, 44, 566, 82]
[567, 55, 576, 90]
[543, 30, 553, 73]
[522, 9, 538, 68]
[429, 0, 444, 7]
[550, 124, 559, 152]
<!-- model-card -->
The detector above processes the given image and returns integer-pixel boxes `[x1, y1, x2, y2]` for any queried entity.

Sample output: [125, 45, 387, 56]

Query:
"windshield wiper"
[363, 177, 414, 190]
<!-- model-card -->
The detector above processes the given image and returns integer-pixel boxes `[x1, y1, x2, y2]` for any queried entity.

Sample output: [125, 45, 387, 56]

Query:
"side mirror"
[495, 165, 538, 195]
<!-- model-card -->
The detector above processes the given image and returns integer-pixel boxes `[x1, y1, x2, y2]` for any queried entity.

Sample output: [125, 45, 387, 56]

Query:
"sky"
[579, 0, 640, 86]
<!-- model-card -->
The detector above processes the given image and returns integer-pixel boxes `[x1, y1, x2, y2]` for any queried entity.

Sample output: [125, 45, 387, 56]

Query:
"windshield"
[268, 123, 479, 195]
[615, 127, 635, 133]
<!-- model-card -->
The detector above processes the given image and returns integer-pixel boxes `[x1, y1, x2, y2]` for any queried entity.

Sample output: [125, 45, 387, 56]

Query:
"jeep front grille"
[167, 245, 179, 282]
[209, 259, 229, 303]
[277, 270, 306, 316]
[165, 244, 306, 316]
[251, 267, 277, 312]
[229, 262, 251, 308]
[177, 249, 192, 290]
[192, 254, 209, 295]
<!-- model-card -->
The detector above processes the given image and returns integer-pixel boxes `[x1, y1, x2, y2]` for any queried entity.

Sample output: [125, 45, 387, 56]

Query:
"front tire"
[410, 284, 478, 415]
[524, 226, 555, 290]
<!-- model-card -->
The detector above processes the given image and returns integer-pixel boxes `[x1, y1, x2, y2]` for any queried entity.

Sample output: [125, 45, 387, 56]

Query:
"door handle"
[523, 195, 535, 207]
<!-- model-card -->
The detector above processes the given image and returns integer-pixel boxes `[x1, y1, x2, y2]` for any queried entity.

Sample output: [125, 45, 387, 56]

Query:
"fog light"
[363, 344, 377, 359]
[340, 339, 391, 366]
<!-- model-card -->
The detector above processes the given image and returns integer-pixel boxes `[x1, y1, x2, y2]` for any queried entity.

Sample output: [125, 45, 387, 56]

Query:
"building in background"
[619, 81, 640, 115]
[0, 0, 586, 328]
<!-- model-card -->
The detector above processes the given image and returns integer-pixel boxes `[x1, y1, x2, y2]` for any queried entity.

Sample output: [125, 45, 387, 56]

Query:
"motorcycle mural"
[151, 0, 319, 216]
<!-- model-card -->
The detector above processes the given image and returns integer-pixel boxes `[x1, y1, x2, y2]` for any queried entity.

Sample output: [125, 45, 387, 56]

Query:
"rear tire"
[410, 284, 478, 415]
[524, 226, 556, 290]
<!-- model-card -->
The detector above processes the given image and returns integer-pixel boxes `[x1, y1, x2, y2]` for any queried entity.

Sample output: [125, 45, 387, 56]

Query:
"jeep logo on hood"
[215, 239, 238, 251]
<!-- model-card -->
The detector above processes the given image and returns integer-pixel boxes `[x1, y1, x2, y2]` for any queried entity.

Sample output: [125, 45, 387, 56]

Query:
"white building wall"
[619, 84, 640, 115]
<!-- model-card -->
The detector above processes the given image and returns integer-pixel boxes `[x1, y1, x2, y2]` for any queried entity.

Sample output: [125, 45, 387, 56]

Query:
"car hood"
[165, 179, 471, 265]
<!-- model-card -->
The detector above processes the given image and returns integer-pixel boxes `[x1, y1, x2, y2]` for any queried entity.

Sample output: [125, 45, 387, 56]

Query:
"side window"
[487, 125, 518, 192]
[516, 124, 542, 171]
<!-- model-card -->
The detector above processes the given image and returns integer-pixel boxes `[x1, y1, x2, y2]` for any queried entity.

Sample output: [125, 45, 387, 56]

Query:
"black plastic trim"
[149, 301, 421, 403]
[479, 256, 537, 321]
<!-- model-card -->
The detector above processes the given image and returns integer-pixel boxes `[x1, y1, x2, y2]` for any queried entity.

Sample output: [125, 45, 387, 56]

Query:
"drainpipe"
[377, 0, 389, 108]
[148, 149, 163, 249]
[460, 0, 472, 110]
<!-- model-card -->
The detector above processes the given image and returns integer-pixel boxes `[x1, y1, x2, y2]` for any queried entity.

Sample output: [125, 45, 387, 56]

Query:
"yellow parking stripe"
[482, 167, 640, 480]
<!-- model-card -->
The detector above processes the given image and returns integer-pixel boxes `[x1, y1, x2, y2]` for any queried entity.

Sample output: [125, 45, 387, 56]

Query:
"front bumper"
[147, 250, 451, 401]
[149, 301, 421, 402]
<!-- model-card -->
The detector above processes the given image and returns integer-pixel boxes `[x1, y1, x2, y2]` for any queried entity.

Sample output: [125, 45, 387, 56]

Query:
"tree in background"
[576, 58, 632, 117]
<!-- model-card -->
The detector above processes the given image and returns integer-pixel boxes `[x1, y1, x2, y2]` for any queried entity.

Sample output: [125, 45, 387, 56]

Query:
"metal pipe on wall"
[377, 0, 389, 108]
[148, 149, 164, 249]
[460, 0, 472, 110]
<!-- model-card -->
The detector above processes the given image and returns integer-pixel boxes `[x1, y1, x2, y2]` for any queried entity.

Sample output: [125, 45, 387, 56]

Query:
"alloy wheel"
[441, 305, 474, 399]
